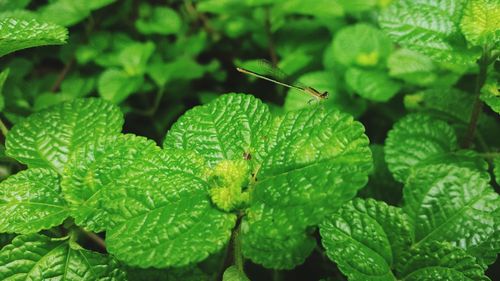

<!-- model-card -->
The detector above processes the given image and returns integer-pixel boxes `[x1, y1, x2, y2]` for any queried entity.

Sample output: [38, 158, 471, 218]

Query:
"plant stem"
[264, 7, 278, 67]
[51, 58, 74, 92]
[0, 118, 9, 138]
[462, 51, 489, 148]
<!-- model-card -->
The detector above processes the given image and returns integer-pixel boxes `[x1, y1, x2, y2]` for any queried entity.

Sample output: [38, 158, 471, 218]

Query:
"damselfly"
[236, 60, 328, 101]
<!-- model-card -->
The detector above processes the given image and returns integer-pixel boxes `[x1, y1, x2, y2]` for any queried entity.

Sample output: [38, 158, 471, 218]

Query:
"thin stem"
[0, 117, 9, 138]
[461, 51, 490, 148]
[132, 86, 165, 116]
[264, 7, 278, 67]
[51, 58, 74, 92]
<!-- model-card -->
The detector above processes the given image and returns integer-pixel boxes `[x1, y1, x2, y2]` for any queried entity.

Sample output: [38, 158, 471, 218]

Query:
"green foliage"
[0, 168, 68, 234]
[379, 0, 479, 65]
[460, 0, 500, 46]
[6, 98, 123, 173]
[0, 17, 67, 57]
[0, 0, 499, 280]
[0, 234, 126, 280]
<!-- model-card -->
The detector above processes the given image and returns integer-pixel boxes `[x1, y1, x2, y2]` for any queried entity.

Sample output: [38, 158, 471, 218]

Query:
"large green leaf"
[103, 149, 236, 268]
[379, 0, 479, 65]
[0, 168, 68, 234]
[61, 134, 163, 232]
[395, 242, 488, 281]
[320, 198, 412, 281]
[163, 94, 271, 167]
[384, 113, 458, 182]
[6, 98, 123, 174]
[387, 48, 437, 86]
[460, 0, 500, 46]
[241, 227, 315, 270]
[345, 67, 401, 102]
[0, 17, 67, 57]
[330, 23, 393, 67]
[243, 107, 372, 267]
[404, 164, 499, 266]
[0, 234, 126, 280]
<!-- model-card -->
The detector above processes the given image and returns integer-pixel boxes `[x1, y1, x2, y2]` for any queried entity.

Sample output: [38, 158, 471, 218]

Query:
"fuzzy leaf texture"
[0, 17, 68, 57]
[404, 164, 499, 266]
[319, 198, 412, 281]
[6, 98, 123, 174]
[379, 0, 479, 65]
[460, 0, 500, 46]
[384, 113, 458, 182]
[0, 168, 68, 234]
[0, 234, 126, 280]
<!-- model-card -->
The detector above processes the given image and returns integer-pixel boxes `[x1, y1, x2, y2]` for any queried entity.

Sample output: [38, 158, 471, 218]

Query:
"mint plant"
[0, 0, 499, 280]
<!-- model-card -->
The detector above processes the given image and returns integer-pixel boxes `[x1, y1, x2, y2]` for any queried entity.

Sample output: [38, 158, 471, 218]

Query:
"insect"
[236, 60, 328, 101]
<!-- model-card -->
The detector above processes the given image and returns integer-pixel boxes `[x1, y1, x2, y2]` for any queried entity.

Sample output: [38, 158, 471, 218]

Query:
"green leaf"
[358, 145, 402, 205]
[241, 228, 315, 270]
[0, 68, 8, 111]
[88, 0, 116, 10]
[337, 0, 387, 13]
[0, 0, 30, 10]
[6, 98, 123, 174]
[223, 266, 250, 281]
[345, 67, 401, 102]
[387, 48, 437, 86]
[330, 23, 393, 67]
[404, 164, 499, 266]
[38, 0, 90, 27]
[0, 17, 67, 57]
[135, 4, 181, 35]
[243, 107, 372, 268]
[404, 88, 475, 123]
[379, 0, 479, 65]
[395, 242, 488, 281]
[494, 157, 500, 186]
[320, 198, 412, 281]
[460, 0, 500, 46]
[61, 134, 164, 232]
[97, 69, 144, 104]
[278, 0, 344, 18]
[147, 57, 208, 87]
[0, 234, 126, 280]
[126, 265, 210, 281]
[163, 94, 272, 167]
[0, 168, 68, 234]
[384, 113, 458, 182]
[118, 41, 155, 76]
[480, 80, 500, 114]
[104, 149, 236, 268]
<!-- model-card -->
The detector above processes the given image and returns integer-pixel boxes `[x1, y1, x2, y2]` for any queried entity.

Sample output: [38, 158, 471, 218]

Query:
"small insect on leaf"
[236, 60, 328, 101]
